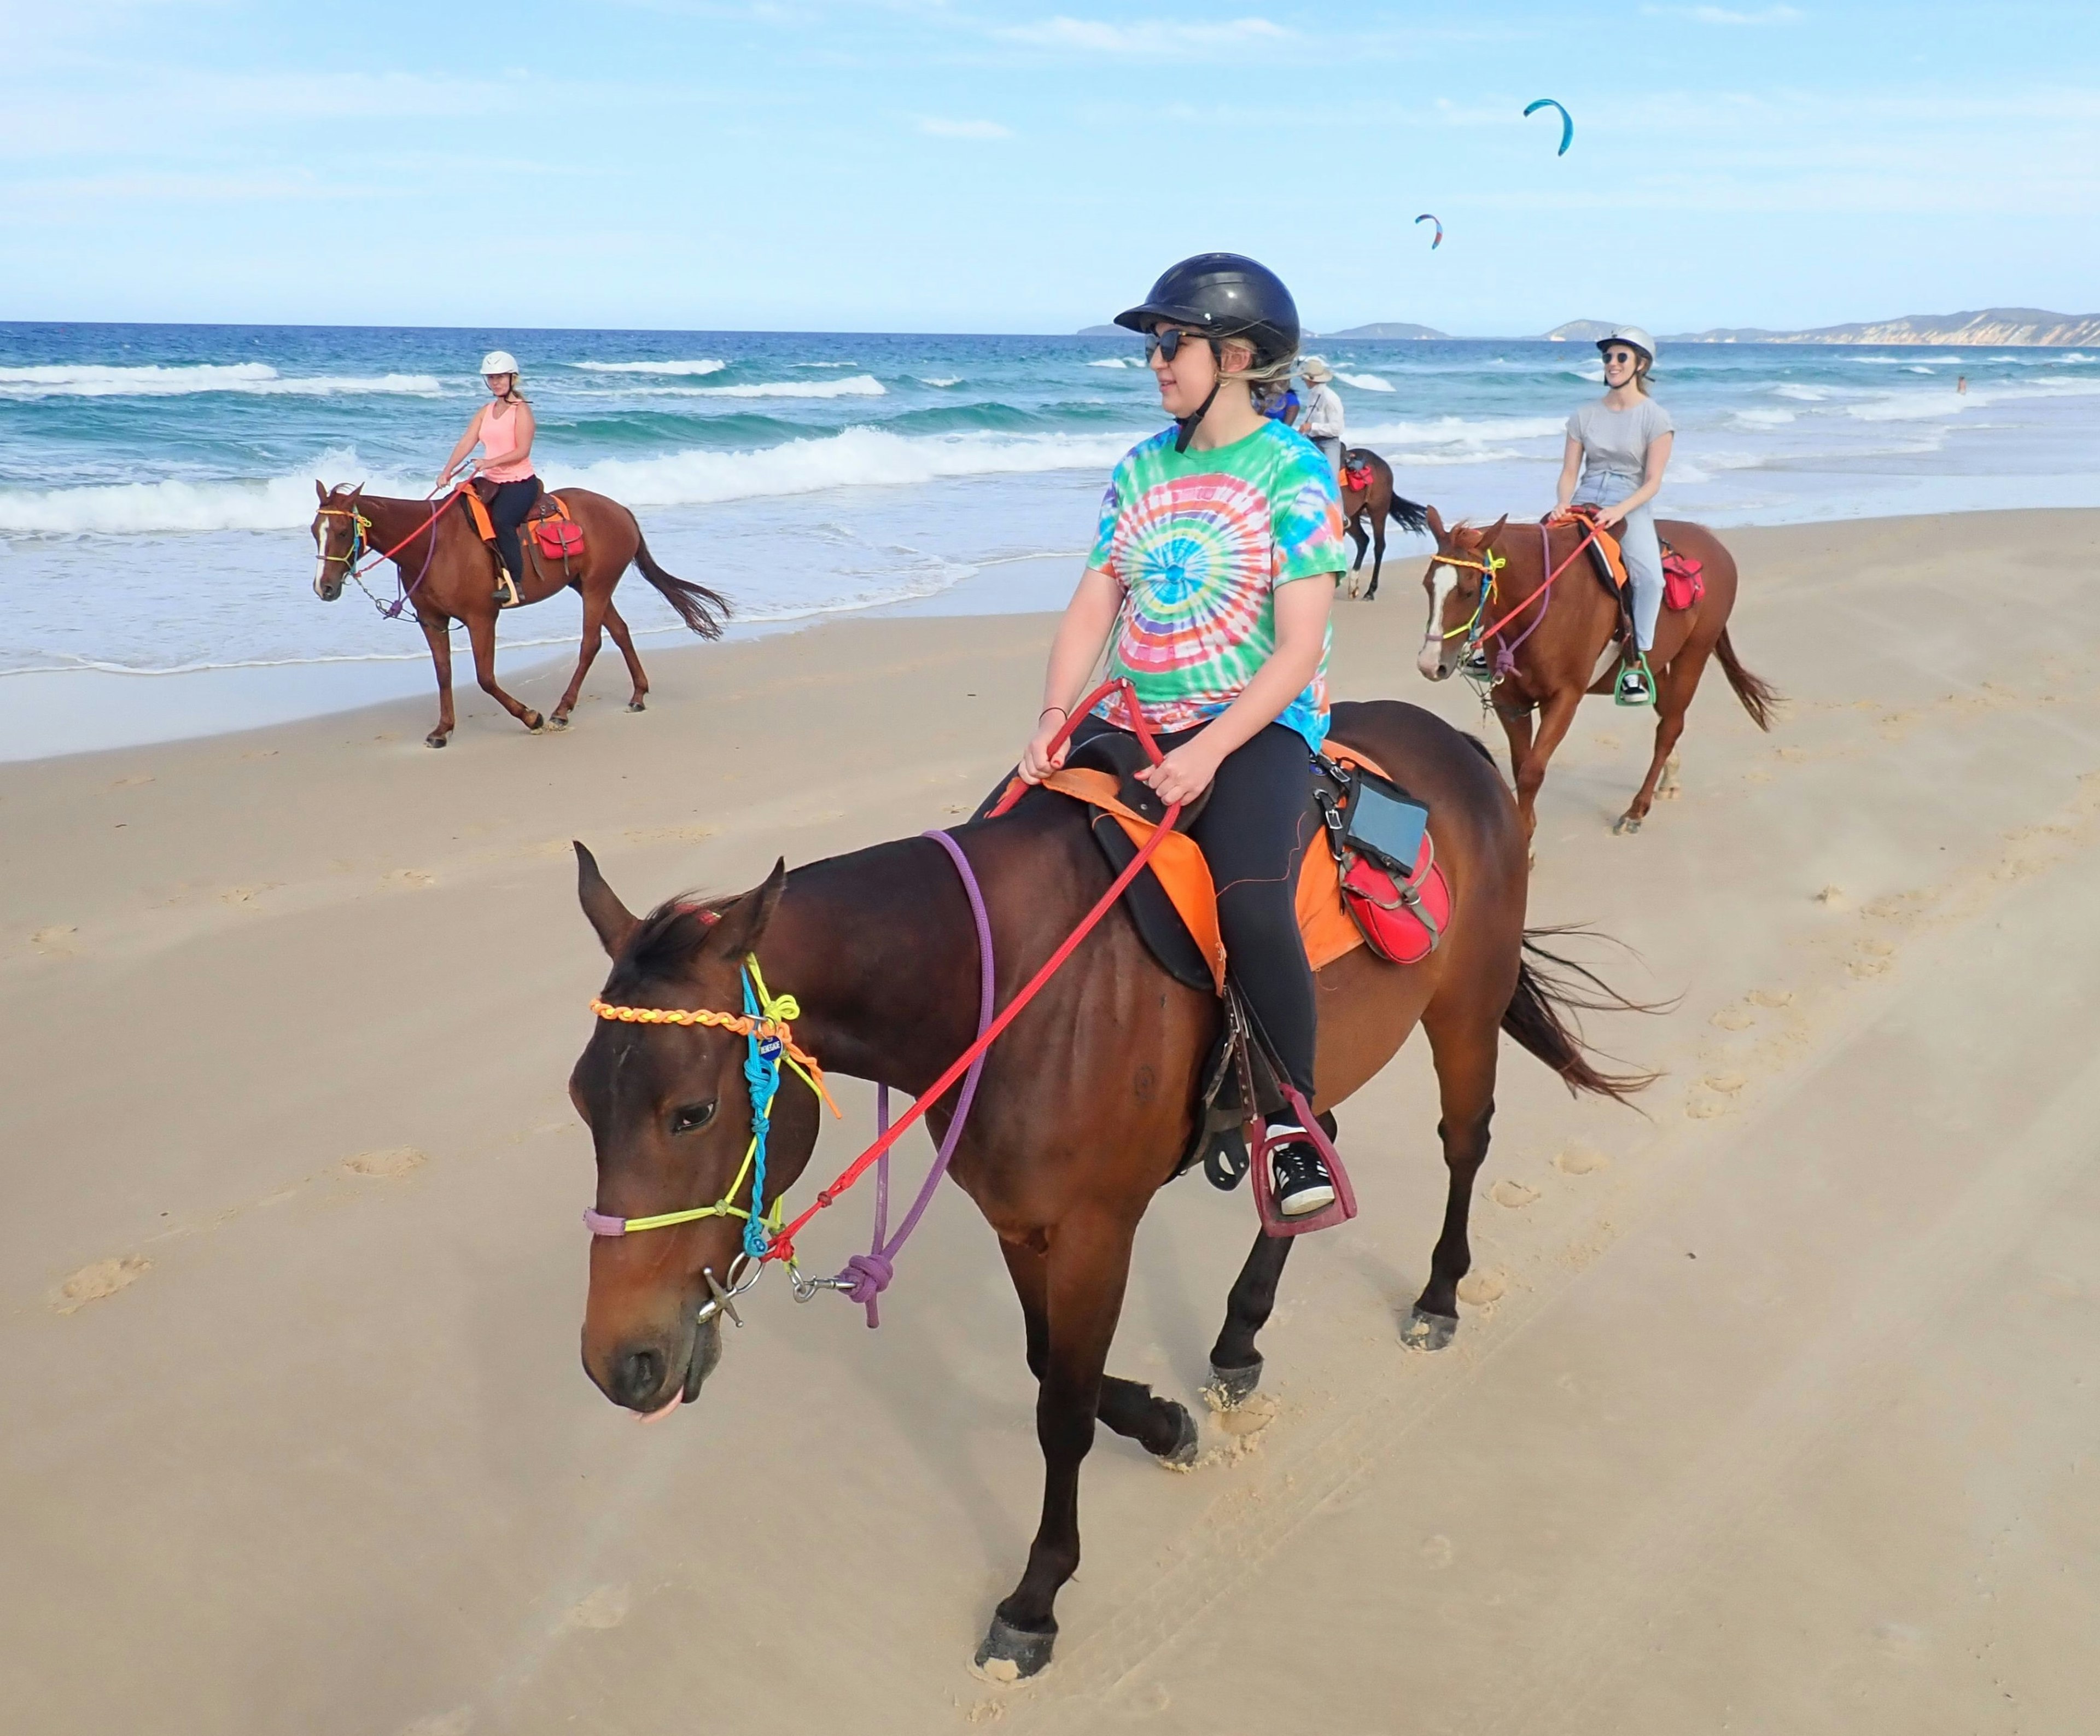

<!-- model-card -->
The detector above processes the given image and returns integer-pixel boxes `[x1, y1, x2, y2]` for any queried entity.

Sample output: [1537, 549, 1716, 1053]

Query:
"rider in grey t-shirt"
[1555, 327, 1676, 704]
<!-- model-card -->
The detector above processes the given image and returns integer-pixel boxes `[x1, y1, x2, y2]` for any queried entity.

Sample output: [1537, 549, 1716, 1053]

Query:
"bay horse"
[1338, 448, 1430, 601]
[566, 698, 1648, 1679]
[311, 483, 728, 747]
[1415, 508, 1778, 836]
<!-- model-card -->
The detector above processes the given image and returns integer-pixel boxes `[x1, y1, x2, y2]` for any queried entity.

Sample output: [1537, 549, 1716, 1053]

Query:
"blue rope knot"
[739, 966, 784, 1260]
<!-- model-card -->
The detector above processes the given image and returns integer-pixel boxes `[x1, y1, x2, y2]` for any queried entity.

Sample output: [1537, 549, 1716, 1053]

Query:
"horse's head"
[311, 481, 365, 602]
[569, 843, 801, 1415]
[1418, 506, 1508, 680]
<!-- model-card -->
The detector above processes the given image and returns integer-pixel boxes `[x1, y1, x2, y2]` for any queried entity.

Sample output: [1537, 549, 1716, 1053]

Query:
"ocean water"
[5, 321, 2100, 686]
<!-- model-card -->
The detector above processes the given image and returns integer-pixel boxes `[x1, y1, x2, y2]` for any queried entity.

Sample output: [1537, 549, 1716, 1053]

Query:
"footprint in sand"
[385, 869, 436, 890]
[221, 884, 280, 908]
[1777, 747, 1811, 764]
[1815, 884, 1850, 909]
[240, 749, 279, 761]
[1711, 1005, 1756, 1030]
[1489, 1179, 1539, 1209]
[1702, 1073, 1747, 1095]
[1687, 1093, 1736, 1120]
[1420, 1535, 1456, 1570]
[621, 825, 718, 846]
[1748, 988, 1794, 1008]
[52, 1256, 150, 1314]
[562, 1583, 631, 1631]
[1593, 733, 1620, 750]
[1554, 1144, 1609, 1176]
[30, 925, 78, 957]
[342, 1147, 427, 1179]
[399, 1713, 474, 1736]
[1456, 1269, 1508, 1306]
[107, 774, 154, 791]
[1743, 770, 1774, 785]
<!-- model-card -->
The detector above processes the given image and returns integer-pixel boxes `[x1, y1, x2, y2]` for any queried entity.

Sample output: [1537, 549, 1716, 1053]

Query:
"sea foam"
[0, 363, 443, 400]
[568, 359, 726, 375]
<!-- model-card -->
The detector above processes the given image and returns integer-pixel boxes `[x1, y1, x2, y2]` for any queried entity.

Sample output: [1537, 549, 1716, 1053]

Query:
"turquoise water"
[4, 321, 2099, 682]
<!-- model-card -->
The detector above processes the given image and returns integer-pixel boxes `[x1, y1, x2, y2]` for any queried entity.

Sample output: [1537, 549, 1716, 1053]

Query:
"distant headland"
[1080, 310, 2100, 347]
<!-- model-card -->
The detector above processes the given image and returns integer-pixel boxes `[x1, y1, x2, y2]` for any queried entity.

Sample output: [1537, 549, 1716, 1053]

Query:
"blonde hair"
[1632, 353, 1653, 397]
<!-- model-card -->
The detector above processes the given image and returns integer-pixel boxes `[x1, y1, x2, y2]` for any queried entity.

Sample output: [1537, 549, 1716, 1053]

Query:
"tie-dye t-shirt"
[1087, 420, 1346, 752]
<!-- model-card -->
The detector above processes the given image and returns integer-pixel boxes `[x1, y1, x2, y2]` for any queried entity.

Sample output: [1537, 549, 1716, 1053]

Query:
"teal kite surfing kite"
[1524, 97, 1573, 155]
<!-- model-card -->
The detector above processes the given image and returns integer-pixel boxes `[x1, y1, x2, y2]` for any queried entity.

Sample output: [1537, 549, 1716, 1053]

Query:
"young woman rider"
[438, 350, 541, 605]
[1013, 254, 1348, 1217]
[1555, 327, 1673, 703]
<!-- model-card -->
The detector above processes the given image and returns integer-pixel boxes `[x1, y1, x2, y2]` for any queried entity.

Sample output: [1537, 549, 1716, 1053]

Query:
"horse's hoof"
[1612, 812, 1642, 835]
[627, 698, 647, 713]
[1203, 1360, 1263, 1411]
[1153, 1401, 1200, 1469]
[523, 710, 545, 733]
[1401, 1307, 1458, 1353]
[547, 712, 571, 732]
[425, 733, 448, 749]
[973, 1615, 1055, 1682]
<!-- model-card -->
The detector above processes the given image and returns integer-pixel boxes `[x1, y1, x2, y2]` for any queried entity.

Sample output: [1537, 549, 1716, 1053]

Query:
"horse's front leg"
[417, 611, 456, 748]
[1512, 688, 1581, 839]
[978, 1210, 1141, 1682]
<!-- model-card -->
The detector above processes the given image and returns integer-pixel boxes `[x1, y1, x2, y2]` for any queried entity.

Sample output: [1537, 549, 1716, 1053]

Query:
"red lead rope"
[1474, 515, 1605, 643]
[764, 678, 1172, 1264]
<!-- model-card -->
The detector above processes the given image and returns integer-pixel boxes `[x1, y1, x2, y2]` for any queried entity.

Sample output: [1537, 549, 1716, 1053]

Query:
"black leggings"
[485, 477, 541, 580]
[1071, 715, 1320, 1096]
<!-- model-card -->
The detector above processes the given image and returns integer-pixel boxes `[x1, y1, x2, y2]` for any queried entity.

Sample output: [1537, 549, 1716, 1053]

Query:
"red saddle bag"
[533, 501, 587, 562]
[1662, 547, 1704, 610]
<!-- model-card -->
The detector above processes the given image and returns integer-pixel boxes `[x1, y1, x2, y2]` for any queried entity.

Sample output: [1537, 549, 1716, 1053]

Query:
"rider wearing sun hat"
[1296, 357, 1346, 479]
[1556, 326, 1674, 703]
[439, 349, 541, 605]
[1013, 253, 1348, 1219]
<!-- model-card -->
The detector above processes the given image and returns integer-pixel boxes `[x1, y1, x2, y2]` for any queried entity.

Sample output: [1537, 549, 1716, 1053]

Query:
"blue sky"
[8, 1, 2097, 333]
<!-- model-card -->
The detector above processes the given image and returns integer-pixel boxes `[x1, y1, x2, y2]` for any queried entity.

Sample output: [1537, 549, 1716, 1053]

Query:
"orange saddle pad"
[1041, 740, 1449, 995]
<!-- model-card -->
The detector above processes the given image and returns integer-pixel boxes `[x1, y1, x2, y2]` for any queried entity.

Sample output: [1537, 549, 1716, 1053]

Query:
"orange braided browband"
[587, 997, 832, 1107]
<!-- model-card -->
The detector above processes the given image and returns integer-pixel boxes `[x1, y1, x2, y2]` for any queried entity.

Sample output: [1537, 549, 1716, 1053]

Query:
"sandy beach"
[5, 508, 2099, 1734]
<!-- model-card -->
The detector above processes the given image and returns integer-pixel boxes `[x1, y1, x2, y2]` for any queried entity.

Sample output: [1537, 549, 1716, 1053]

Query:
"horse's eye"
[669, 1100, 717, 1136]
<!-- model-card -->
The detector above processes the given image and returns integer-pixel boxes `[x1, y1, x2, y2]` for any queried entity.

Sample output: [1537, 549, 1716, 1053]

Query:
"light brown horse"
[1337, 447, 1430, 601]
[311, 483, 727, 747]
[567, 697, 1649, 1679]
[1415, 508, 1778, 836]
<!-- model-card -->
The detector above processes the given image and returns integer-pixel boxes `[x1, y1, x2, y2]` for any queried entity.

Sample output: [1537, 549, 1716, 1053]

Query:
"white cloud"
[1643, 4, 1804, 22]
[996, 15, 1292, 55]
[915, 116, 1013, 138]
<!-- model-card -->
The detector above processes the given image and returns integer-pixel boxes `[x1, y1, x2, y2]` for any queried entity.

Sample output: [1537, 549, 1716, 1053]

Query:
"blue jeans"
[1572, 473, 1661, 651]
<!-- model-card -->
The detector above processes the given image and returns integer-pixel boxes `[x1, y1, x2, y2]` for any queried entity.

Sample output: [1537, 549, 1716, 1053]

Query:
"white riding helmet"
[480, 349, 520, 376]
[1596, 327, 1656, 364]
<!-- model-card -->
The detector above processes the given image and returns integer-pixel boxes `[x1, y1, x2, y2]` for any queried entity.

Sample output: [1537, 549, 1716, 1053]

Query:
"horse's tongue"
[639, 1391, 684, 1426]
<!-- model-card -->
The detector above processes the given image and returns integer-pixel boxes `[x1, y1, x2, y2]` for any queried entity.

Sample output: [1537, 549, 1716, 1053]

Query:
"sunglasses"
[1602, 349, 1637, 365]
[1145, 328, 1214, 363]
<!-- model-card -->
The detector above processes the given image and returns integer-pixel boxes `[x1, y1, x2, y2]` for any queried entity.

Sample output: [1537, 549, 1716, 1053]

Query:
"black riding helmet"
[1116, 253, 1301, 451]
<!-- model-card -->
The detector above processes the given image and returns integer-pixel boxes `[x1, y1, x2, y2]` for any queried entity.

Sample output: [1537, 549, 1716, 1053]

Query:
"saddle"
[459, 481, 589, 584]
[1341, 451, 1374, 494]
[1556, 504, 1706, 626]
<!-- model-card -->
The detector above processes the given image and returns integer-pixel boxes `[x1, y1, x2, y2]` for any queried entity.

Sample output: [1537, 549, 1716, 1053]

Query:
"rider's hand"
[1595, 503, 1627, 529]
[1136, 737, 1221, 808]
[1018, 711, 1071, 784]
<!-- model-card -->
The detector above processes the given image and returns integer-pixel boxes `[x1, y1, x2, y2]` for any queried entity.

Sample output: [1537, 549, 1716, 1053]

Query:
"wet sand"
[4, 509, 2098, 1734]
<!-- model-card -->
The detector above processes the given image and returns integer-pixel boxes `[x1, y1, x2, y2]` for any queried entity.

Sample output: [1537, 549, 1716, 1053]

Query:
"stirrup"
[494, 567, 521, 609]
[1614, 652, 1654, 708]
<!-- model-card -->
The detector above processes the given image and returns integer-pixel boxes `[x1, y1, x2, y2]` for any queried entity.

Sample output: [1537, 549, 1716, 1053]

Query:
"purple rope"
[835, 827, 996, 1327]
[1492, 523, 1555, 677]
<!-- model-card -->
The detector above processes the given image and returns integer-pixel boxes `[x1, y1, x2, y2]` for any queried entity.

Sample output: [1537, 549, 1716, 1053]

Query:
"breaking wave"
[568, 358, 726, 376]
[0, 363, 442, 400]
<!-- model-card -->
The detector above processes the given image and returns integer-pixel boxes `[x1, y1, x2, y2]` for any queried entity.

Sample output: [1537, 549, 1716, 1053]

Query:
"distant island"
[1321, 322, 1449, 341]
[1075, 325, 1129, 337]
[1547, 309, 2100, 348]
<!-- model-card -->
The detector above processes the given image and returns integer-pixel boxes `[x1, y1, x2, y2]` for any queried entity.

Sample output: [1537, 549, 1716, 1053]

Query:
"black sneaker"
[1267, 1124, 1336, 1217]
[1463, 648, 1491, 679]
[1615, 662, 1652, 706]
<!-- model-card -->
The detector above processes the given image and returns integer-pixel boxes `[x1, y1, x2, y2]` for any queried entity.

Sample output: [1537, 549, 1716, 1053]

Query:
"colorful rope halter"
[584, 959, 839, 1260]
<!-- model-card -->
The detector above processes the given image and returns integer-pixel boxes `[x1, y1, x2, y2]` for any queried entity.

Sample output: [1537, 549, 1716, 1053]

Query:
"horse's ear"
[575, 842, 640, 959]
[703, 859, 788, 960]
[316, 479, 328, 502]
[1483, 514, 1509, 545]
[1425, 503, 1447, 544]
[349, 483, 365, 500]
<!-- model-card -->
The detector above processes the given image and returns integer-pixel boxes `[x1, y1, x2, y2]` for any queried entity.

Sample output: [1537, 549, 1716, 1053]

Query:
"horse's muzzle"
[1418, 640, 1455, 681]
[591, 1314, 722, 1413]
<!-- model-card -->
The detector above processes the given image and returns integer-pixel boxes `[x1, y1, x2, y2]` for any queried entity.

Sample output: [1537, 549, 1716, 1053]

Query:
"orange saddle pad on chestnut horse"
[983, 732, 1452, 997]
[460, 486, 588, 570]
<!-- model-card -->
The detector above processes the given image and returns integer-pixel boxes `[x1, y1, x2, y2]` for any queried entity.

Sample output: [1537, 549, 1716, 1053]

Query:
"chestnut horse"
[311, 483, 727, 747]
[567, 698, 1647, 1679]
[1338, 447, 1430, 601]
[1415, 508, 1778, 836]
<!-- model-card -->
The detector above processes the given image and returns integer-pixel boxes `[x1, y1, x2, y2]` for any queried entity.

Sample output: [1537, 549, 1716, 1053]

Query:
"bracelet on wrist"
[1039, 705, 1068, 721]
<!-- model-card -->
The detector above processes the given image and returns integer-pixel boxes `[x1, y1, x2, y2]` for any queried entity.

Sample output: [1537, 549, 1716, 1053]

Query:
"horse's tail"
[1501, 931, 1662, 1103]
[1712, 627, 1779, 731]
[631, 522, 730, 640]
[1386, 493, 1431, 537]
